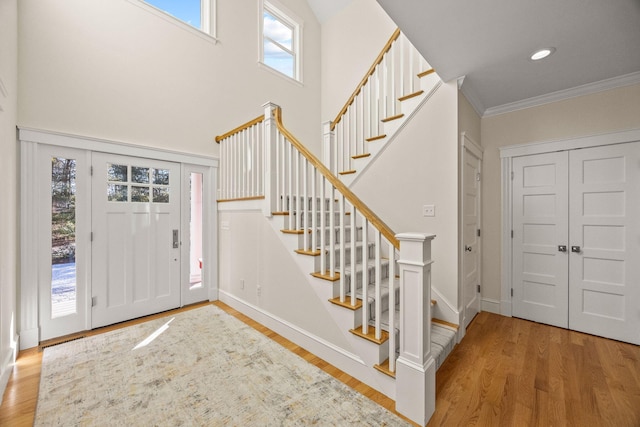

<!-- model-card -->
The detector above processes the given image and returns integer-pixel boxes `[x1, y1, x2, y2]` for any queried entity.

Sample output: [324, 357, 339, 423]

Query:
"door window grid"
[107, 163, 170, 203]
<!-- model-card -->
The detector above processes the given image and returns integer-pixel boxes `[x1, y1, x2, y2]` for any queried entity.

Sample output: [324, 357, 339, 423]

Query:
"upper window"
[131, 0, 217, 40]
[260, 1, 302, 82]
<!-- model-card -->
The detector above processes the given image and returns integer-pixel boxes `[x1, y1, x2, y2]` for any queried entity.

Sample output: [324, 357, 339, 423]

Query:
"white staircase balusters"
[328, 29, 438, 177]
[388, 240, 396, 372]
[216, 115, 265, 201]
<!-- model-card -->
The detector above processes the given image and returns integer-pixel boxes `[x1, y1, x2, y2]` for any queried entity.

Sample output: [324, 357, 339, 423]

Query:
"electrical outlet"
[240, 279, 244, 290]
[423, 204, 435, 217]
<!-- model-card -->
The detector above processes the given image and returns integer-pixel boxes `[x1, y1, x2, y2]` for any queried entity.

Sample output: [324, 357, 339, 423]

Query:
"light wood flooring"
[1, 303, 639, 426]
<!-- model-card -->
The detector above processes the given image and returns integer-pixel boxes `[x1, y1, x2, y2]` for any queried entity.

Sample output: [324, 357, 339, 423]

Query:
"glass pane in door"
[190, 172, 203, 289]
[51, 157, 77, 318]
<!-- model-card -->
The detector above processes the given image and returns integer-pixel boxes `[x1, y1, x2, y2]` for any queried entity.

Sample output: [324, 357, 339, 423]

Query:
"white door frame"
[19, 127, 218, 350]
[459, 132, 483, 337]
[499, 128, 640, 318]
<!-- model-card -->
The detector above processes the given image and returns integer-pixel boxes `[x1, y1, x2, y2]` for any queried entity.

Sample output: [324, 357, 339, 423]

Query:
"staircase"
[324, 29, 442, 187]
[271, 195, 457, 376]
[215, 29, 457, 426]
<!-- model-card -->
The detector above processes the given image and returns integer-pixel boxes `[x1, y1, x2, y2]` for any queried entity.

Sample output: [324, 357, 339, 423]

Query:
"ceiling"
[310, 0, 640, 116]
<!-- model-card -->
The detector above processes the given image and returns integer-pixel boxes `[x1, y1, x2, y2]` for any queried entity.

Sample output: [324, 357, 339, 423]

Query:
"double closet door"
[512, 142, 640, 345]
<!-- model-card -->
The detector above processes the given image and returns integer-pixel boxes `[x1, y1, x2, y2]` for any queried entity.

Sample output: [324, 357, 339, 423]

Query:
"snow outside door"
[91, 153, 181, 328]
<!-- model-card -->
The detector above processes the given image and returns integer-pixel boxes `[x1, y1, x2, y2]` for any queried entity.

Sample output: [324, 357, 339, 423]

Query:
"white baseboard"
[481, 298, 501, 314]
[0, 343, 17, 401]
[218, 290, 395, 399]
[19, 327, 39, 350]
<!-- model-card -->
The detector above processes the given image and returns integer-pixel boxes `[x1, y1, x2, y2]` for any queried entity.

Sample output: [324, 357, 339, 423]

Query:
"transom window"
[260, 1, 302, 82]
[130, 0, 217, 40]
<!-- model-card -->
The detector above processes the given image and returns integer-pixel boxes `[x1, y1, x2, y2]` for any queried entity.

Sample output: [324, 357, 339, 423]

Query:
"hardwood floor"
[1, 304, 639, 426]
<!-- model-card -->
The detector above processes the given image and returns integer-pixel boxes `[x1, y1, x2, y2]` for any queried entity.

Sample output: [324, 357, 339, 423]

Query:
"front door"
[91, 153, 181, 328]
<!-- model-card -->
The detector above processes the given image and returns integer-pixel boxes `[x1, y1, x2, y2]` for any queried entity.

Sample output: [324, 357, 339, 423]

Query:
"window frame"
[128, 0, 218, 43]
[259, 0, 303, 84]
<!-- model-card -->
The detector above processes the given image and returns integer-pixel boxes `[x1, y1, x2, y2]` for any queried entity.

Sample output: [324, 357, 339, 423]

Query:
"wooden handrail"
[215, 115, 264, 143]
[330, 28, 401, 131]
[274, 107, 399, 249]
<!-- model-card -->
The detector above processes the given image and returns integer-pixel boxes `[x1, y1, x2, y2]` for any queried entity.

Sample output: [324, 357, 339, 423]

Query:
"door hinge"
[511, 171, 514, 180]
[90, 232, 93, 242]
[477, 229, 481, 237]
[476, 172, 481, 181]
[511, 288, 513, 297]
[477, 284, 481, 293]
[90, 166, 94, 176]
[511, 230, 514, 238]
[92, 296, 97, 307]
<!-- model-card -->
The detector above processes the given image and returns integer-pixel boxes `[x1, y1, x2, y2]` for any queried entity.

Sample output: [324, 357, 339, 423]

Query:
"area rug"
[35, 305, 410, 426]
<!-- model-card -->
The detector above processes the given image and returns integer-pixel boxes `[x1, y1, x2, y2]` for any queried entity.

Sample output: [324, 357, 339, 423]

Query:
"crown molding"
[483, 71, 640, 117]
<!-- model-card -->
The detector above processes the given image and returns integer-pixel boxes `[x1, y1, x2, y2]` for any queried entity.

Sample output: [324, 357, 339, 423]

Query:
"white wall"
[0, 0, 19, 398]
[320, 0, 395, 121]
[18, 0, 322, 157]
[481, 83, 640, 304]
[351, 82, 460, 306]
[219, 209, 353, 348]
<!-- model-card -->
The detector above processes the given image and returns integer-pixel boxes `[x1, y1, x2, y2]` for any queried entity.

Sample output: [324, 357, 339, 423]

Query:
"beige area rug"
[35, 305, 410, 426]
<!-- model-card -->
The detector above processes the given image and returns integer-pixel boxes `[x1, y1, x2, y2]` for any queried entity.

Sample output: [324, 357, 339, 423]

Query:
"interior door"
[512, 151, 569, 328]
[181, 165, 210, 306]
[38, 146, 90, 340]
[568, 142, 640, 344]
[91, 153, 181, 328]
[461, 145, 482, 328]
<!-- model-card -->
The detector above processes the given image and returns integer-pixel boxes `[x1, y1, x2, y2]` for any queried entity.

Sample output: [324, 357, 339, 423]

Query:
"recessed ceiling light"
[530, 47, 556, 61]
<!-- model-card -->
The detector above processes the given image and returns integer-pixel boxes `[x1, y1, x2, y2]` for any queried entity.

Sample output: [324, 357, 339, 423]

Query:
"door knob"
[465, 245, 472, 252]
[571, 245, 581, 253]
[558, 245, 567, 252]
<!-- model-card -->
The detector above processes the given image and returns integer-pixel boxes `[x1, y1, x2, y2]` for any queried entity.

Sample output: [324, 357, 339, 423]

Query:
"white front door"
[512, 152, 569, 328]
[461, 144, 482, 328]
[512, 143, 640, 344]
[38, 146, 90, 340]
[568, 142, 640, 344]
[91, 153, 181, 328]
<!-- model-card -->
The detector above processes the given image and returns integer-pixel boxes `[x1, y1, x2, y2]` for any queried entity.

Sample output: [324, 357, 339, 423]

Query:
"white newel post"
[395, 232, 436, 426]
[262, 101, 278, 217]
[322, 121, 335, 175]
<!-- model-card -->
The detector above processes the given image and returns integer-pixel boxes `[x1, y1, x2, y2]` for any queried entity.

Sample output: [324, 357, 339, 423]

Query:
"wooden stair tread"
[374, 359, 396, 378]
[295, 249, 323, 256]
[272, 211, 289, 216]
[366, 134, 386, 142]
[329, 296, 363, 310]
[417, 68, 435, 78]
[398, 90, 424, 102]
[352, 153, 371, 160]
[281, 229, 308, 235]
[350, 326, 389, 345]
[381, 113, 404, 123]
[339, 170, 357, 175]
[311, 271, 340, 282]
